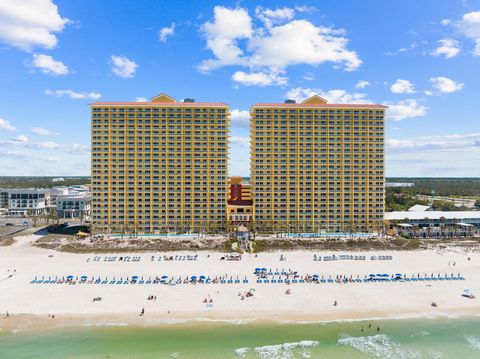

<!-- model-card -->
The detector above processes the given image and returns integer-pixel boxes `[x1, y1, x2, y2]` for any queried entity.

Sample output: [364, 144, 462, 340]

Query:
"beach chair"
[256, 279, 262, 284]
[299, 279, 305, 283]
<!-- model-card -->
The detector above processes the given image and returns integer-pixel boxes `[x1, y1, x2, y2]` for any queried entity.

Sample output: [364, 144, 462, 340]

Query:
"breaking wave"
[234, 340, 319, 359]
[337, 334, 421, 359]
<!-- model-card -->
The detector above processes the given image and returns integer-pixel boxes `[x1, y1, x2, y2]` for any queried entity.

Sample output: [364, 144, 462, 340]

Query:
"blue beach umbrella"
[161, 275, 168, 279]
[67, 275, 74, 279]
[199, 275, 206, 279]
[132, 276, 139, 280]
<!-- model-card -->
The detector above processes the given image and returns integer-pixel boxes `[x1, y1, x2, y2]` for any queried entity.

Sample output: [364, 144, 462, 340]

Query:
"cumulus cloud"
[29, 54, 69, 75]
[0, 118, 16, 132]
[355, 80, 370, 89]
[285, 87, 369, 104]
[199, 6, 253, 72]
[390, 79, 415, 94]
[199, 6, 361, 85]
[12, 134, 29, 143]
[31, 127, 58, 136]
[44, 89, 101, 100]
[230, 109, 250, 127]
[385, 99, 428, 121]
[255, 6, 295, 28]
[135, 97, 148, 102]
[158, 23, 175, 42]
[0, 0, 69, 51]
[231, 136, 250, 147]
[430, 76, 464, 93]
[111, 55, 138, 78]
[232, 70, 287, 86]
[431, 39, 460, 59]
[457, 11, 480, 56]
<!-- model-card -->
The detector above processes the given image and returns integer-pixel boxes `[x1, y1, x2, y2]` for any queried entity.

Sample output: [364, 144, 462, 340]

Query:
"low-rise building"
[385, 210, 480, 227]
[56, 194, 91, 219]
[7, 189, 51, 216]
[227, 176, 254, 225]
[0, 190, 8, 208]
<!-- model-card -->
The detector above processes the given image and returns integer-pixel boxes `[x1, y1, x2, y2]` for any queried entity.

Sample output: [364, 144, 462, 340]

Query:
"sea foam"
[234, 340, 319, 359]
[465, 335, 480, 350]
[337, 334, 421, 359]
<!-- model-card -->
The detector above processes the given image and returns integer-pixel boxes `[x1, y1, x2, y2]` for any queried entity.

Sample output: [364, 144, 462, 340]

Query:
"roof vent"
[284, 99, 296, 104]
[183, 98, 195, 103]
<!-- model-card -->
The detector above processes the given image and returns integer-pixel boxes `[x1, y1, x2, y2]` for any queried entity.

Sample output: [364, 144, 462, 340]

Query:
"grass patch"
[0, 238, 15, 246]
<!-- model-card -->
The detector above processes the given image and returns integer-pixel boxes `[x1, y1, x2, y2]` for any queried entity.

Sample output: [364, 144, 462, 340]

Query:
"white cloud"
[303, 72, 315, 81]
[255, 6, 295, 28]
[431, 39, 460, 59]
[390, 79, 416, 94]
[29, 54, 69, 75]
[248, 20, 361, 72]
[31, 127, 58, 136]
[135, 97, 148, 102]
[355, 80, 370, 89]
[110, 55, 138, 78]
[12, 134, 29, 143]
[0, 118, 16, 132]
[385, 99, 428, 121]
[0, 0, 69, 51]
[44, 89, 101, 100]
[285, 87, 369, 104]
[230, 109, 250, 127]
[424, 90, 434, 96]
[158, 23, 175, 43]
[441, 19, 452, 26]
[199, 6, 252, 72]
[458, 11, 480, 56]
[199, 6, 361, 84]
[232, 70, 287, 86]
[231, 136, 250, 147]
[430, 76, 464, 93]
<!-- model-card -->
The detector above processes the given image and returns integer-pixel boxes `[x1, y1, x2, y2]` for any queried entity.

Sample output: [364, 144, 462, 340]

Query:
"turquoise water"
[1, 318, 480, 358]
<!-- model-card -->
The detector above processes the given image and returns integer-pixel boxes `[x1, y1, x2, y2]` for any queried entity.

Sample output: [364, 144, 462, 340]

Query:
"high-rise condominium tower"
[90, 93, 230, 234]
[251, 95, 386, 233]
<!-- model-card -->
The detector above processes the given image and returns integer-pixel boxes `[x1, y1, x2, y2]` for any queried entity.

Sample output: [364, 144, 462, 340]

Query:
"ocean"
[1, 318, 480, 358]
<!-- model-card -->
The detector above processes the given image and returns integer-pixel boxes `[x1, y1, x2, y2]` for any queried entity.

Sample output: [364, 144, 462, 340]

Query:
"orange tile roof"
[89, 102, 228, 107]
[251, 103, 387, 109]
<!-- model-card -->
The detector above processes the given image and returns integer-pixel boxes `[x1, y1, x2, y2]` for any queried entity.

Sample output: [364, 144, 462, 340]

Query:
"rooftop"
[252, 95, 387, 109]
[90, 93, 228, 107]
[385, 211, 480, 221]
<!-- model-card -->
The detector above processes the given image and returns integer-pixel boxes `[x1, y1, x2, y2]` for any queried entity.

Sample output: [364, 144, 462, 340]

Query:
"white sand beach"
[1, 232, 480, 331]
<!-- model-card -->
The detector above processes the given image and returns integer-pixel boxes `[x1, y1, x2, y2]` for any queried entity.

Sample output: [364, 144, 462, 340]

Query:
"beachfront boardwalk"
[1, 233, 480, 329]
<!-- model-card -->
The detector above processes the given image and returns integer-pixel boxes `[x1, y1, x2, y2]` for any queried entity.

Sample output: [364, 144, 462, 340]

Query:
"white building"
[385, 211, 480, 227]
[7, 189, 51, 216]
[56, 194, 91, 219]
[386, 182, 415, 188]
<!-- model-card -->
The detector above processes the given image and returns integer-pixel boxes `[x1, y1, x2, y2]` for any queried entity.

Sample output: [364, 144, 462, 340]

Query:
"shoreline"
[2, 307, 480, 333]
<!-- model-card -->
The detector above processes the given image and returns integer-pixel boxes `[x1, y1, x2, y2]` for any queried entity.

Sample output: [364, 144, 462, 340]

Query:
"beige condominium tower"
[251, 95, 386, 233]
[90, 93, 230, 234]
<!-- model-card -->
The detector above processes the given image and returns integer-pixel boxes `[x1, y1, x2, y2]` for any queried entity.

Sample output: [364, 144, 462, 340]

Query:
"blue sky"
[0, 0, 480, 177]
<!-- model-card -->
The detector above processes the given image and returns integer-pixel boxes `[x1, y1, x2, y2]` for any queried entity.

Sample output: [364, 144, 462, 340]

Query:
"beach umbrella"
[395, 273, 402, 277]
[161, 275, 168, 279]
[81, 275, 87, 279]
[313, 274, 319, 278]
[132, 276, 139, 280]
[369, 274, 375, 277]
[382, 274, 389, 277]
[199, 275, 206, 279]
[191, 276, 197, 279]
[67, 275, 74, 279]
